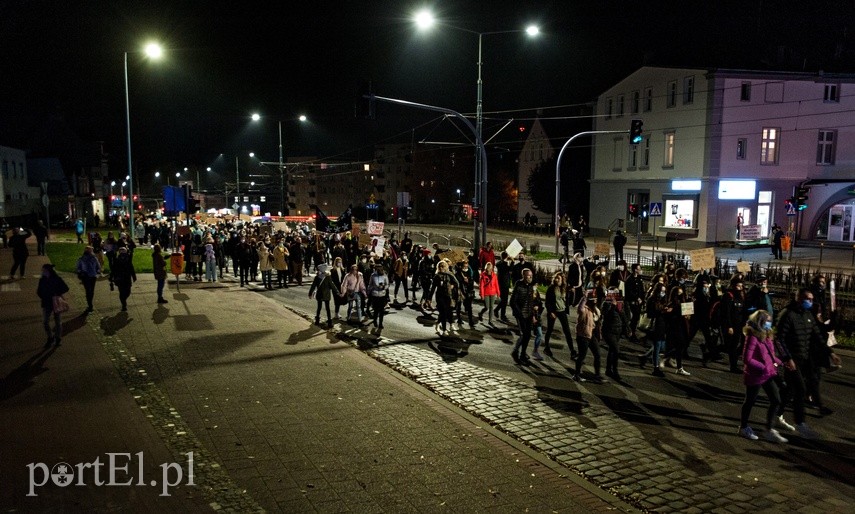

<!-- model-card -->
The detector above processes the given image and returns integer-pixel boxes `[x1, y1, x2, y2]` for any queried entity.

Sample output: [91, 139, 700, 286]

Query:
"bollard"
[819, 243, 824, 264]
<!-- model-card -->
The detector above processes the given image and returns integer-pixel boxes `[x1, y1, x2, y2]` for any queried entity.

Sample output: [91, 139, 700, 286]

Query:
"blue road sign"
[786, 203, 797, 216]
[649, 202, 663, 217]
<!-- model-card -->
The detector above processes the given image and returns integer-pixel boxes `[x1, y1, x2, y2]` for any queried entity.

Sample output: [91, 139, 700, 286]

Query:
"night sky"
[1, 0, 852, 179]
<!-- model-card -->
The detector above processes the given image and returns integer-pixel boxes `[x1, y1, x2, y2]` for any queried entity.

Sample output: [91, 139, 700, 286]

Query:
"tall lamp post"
[414, 11, 538, 249]
[124, 41, 163, 241]
[251, 113, 307, 216]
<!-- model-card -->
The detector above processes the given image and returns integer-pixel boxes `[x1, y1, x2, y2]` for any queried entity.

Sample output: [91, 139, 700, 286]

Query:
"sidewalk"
[1, 243, 634, 512]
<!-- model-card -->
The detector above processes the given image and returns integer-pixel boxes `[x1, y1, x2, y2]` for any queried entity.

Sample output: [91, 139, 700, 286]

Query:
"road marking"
[0, 283, 21, 292]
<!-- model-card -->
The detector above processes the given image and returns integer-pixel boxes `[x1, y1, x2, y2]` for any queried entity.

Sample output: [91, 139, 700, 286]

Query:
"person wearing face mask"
[745, 275, 774, 320]
[509, 269, 536, 364]
[690, 277, 718, 363]
[608, 260, 629, 289]
[329, 257, 347, 318]
[738, 310, 792, 443]
[806, 275, 837, 415]
[273, 240, 290, 288]
[392, 252, 409, 303]
[574, 297, 603, 383]
[719, 278, 747, 373]
[776, 289, 840, 439]
[494, 252, 512, 322]
[638, 282, 671, 376]
[309, 263, 334, 328]
[663, 285, 692, 375]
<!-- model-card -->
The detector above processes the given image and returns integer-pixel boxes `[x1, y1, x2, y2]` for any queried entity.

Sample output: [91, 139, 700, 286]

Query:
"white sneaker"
[765, 429, 788, 444]
[796, 422, 820, 439]
[738, 426, 759, 440]
[676, 367, 691, 376]
[434, 323, 441, 335]
[665, 358, 677, 368]
[775, 415, 796, 432]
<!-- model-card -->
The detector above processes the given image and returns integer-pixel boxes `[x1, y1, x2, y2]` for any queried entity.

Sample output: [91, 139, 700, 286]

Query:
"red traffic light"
[122, 195, 127, 201]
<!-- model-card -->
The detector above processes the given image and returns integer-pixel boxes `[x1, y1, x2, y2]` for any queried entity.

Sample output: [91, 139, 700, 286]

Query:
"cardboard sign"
[740, 224, 762, 240]
[358, 233, 372, 246]
[505, 239, 523, 259]
[681, 302, 695, 316]
[689, 247, 715, 271]
[367, 221, 384, 236]
[239, 214, 252, 222]
[177, 225, 191, 237]
[735, 261, 751, 273]
[594, 243, 610, 258]
[444, 249, 468, 265]
[272, 221, 289, 233]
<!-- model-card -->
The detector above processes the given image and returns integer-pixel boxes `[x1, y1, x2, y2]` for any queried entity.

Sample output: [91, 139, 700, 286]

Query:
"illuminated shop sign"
[671, 180, 702, 191]
[718, 180, 756, 200]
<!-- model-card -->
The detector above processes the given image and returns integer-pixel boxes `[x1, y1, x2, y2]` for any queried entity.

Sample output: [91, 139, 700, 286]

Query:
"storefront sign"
[740, 224, 762, 240]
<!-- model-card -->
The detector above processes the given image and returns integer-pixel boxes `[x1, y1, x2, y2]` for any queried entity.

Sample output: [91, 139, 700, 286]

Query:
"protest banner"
[689, 247, 715, 270]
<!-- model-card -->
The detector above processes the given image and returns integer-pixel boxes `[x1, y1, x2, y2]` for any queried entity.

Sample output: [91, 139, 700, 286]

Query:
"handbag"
[52, 295, 70, 314]
[637, 312, 652, 332]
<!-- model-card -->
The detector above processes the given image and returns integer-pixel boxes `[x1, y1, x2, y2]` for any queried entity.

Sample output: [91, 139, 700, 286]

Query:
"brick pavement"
[1, 242, 635, 512]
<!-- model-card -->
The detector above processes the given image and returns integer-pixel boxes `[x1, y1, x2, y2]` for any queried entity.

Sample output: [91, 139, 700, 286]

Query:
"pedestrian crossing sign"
[649, 202, 662, 217]
[786, 202, 797, 216]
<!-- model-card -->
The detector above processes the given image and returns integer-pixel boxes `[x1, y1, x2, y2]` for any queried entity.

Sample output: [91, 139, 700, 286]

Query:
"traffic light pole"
[554, 130, 629, 255]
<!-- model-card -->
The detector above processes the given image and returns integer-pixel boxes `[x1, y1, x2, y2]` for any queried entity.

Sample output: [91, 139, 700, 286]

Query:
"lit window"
[817, 130, 836, 165]
[663, 132, 675, 167]
[761, 127, 779, 164]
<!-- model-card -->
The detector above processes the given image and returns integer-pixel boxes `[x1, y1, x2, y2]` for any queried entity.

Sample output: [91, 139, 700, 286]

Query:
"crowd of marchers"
[17, 215, 843, 445]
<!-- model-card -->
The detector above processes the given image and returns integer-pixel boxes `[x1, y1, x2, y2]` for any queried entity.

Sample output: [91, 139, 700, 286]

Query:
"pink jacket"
[742, 332, 782, 387]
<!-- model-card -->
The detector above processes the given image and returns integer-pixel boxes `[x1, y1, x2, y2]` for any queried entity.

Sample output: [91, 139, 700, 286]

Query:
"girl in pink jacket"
[738, 310, 794, 443]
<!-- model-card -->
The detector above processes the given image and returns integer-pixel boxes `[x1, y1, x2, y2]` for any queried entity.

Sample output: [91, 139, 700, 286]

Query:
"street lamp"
[456, 188, 461, 202]
[414, 10, 539, 248]
[124, 41, 163, 241]
[251, 113, 308, 216]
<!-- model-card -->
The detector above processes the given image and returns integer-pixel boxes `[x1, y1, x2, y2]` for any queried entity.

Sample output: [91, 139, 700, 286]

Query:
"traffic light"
[628, 203, 639, 217]
[629, 119, 643, 144]
[641, 203, 649, 218]
[796, 186, 810, 211]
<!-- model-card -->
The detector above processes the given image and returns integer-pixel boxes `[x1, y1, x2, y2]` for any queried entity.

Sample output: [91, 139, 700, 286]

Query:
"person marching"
[76, 246, 101, 313]
[367, 264, 390, 329]
[309, 263, 334, 328]
[109, 246, 137, 311]
[478, 262, 500, 325]
[36, 264, 69, 347]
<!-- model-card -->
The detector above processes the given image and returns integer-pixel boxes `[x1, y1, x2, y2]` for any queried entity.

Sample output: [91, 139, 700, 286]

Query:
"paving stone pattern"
[368, 344, 854, 513]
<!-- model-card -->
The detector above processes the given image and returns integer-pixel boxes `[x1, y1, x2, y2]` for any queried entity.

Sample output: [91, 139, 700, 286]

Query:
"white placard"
[740, 224, 762, 240]
[681, 302, 695, 316]
[371, 236, 386, 257]
[505, 239, 523, 259]
[367, 221, 384, 236]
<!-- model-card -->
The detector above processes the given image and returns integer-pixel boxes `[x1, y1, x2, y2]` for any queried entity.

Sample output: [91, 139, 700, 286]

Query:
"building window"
[663, 131, 675, 167]
[641, 138, 650, 167]
[740, 82, 751, 101]
[631, 91, 640, 114]
[617, 95, 625, 117]
[628, 143, 638, 169]
[761, 127, 780, 164]
[605, 97, 613, 119]
[683, 76, 694, 104]
[667, 81, 677, 108]
[644, 87, 653, 112]
[823, 83, 840, 102]
[2, 160, 7, 179]
[736, 138, 747, 159]
[817, 130, 836, 165]
[612, 139, 623, 171]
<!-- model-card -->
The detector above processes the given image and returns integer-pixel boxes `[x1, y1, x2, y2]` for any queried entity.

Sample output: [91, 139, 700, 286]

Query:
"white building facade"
[0, 145, 38, 219]
[590, 67, 855, 245]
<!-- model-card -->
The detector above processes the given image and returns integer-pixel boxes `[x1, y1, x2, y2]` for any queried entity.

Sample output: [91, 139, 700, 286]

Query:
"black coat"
[777, 301, 822, 362]
[36, 273, 70, 310]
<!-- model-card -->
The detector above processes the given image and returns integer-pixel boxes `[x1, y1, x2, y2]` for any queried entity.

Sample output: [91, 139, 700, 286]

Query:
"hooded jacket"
[776, 300, 822, 362]
[742, 326, 781, 387]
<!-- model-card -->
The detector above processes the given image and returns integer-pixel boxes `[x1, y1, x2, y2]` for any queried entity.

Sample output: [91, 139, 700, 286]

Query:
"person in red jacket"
[478, 241, 496, 270]
[479, 261, 500, 325]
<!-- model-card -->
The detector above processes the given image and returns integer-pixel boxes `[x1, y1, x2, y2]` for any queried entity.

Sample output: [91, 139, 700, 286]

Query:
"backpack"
[708, 291, 733, 325]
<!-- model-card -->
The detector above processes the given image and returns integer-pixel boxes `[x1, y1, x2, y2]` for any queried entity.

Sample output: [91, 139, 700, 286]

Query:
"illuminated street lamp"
[414, 10, 539, 248]
[250, 112, 309, 216]
[124, 40, 163, 240]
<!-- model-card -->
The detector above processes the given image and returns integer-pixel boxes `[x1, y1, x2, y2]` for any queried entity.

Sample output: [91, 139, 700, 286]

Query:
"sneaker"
[542, 347, 553, 357]
[738, 426, 759, 441]
[590, 374, 606, 384]
[796, 423, 820, 439]
[676, 367, 691, 376]
[765, 429, 788, 444]
[511, 352, 521, 364]
[652, 368, 665, 377]
[665, 357, 677, 368]
[434, 323, 441, 335]
[532, 351, 544, 361]
[775, 415, 796, 432]
[572, 374, 586, 383]
[637, 355, 647, 369]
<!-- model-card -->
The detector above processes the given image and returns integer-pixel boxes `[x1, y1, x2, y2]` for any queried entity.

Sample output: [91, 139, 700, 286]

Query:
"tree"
[526, 149, 590, 220]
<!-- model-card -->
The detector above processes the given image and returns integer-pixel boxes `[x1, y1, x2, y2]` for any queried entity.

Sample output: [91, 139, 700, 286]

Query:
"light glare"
[251, 113, 261, 121]
[414, 9, 435, 30]
[299, 115, 307, 122]
[526, 25, 539, 36]
[144, 42, 163, 59]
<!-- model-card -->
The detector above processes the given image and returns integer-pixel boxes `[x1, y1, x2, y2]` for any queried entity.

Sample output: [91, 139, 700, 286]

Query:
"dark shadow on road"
[427, 338, 472, 363]
[0, 347, 57, 402]
[152, 305, 169, 325]
[286, 325, 328, 345]
[100, 311, 130, 336]
[62, 312, 89, 336]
